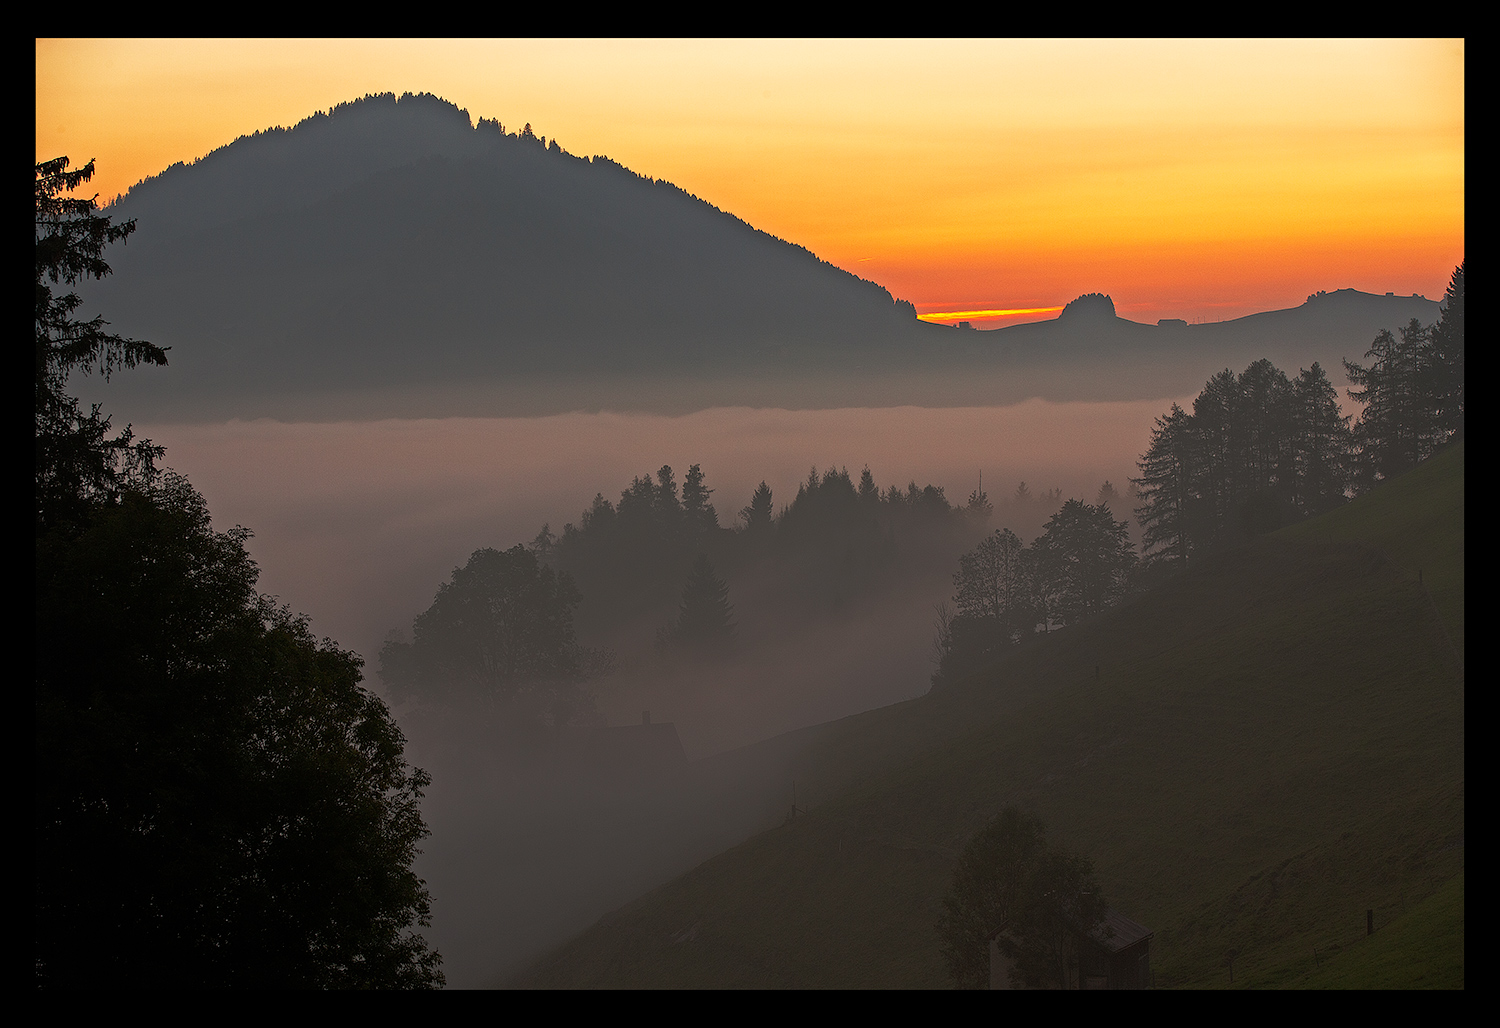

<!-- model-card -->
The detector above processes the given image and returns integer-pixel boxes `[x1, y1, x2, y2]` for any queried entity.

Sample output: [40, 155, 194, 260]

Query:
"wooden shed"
[990, 908, 1152, 990]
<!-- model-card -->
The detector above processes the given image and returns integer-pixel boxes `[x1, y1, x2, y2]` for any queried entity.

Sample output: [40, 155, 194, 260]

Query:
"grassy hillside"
[512, 443, 1464, 988]
[1281, 871, 1464, 989]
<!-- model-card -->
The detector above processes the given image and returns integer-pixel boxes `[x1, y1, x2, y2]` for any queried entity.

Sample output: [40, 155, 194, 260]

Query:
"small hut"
[990, 908, 1152, 990]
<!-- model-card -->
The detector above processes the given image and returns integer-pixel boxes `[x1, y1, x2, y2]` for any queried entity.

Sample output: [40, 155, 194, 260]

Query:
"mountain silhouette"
[74, 92, 1443, 420]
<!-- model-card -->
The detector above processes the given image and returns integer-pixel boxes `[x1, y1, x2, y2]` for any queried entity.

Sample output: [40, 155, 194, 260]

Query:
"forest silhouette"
[37, 88, 1464, 989]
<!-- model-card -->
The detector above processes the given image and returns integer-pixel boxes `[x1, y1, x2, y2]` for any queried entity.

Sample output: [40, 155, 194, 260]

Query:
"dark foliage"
[36, 476, 442, 988]
[550, 464, 724, 638]
[1132, 358, 1355, 569]
[1425, 261, 1464, 440]
[1345, 320, 1436, 483]
[35, 157, 167, 533]
[932, 501, 1133, 686]
[937, 808, 1107, 989]
[379, 545, 593, 724]
[35, 158, 442, 988]
[664, 554, 736, 658]
[549, 462, 970, 650]
[1033, 499, 1135, 628]
[1344, 261, 1463, 483]
[739, 479, 774, 543]
[1059, 292, 1116, 319]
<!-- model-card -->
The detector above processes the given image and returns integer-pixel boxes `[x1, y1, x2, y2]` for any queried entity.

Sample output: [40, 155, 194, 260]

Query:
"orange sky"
[36, 39, 1464, 325]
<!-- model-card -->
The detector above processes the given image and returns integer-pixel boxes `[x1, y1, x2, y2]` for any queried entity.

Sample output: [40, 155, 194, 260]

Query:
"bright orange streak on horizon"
[919, 306, 1064, 322]
[35, 39, 1464, 326]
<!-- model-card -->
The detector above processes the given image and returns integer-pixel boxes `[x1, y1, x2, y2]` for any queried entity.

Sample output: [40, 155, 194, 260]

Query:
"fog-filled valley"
[135, 401, 1171, 985]
[38, 86, 1462, 990]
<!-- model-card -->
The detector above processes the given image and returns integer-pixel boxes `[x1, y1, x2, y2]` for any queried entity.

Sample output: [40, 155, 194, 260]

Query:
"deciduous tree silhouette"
[937, 807, 1107, 989]
[35, 158, 442, 988]
[1035, 499, 1135, 628]
[37, 474, 443, 988]
[380, 544, 589, 718]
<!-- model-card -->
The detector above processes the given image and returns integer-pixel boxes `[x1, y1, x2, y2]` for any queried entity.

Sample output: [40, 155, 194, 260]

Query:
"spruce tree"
[1133, 403, 1197, 569]
[673, 554, 735, 656]
[1425, 260, 1464, 440]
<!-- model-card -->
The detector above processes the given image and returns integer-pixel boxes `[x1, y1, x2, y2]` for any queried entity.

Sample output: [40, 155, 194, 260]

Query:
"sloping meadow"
[513, 442, 1464, 988]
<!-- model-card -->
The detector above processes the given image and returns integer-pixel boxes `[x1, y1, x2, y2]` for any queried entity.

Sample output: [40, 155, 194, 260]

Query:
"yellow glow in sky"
[36, 38, 1464, 324]
[919, 307, 1065, 324]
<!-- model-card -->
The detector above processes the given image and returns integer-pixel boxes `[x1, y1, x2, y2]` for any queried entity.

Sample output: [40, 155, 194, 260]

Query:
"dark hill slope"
[951, 288, 1441, 405]
[75, 92, 1444, 420]
[78, 92, 925, 418]
[513, 442, 1464, 988]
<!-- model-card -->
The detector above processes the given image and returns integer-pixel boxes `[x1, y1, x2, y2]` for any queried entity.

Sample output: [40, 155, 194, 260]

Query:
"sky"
[37, 38, 1464, 326]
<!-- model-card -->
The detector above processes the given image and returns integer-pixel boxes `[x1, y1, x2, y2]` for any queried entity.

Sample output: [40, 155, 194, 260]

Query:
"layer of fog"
[139, 399, 1174, 986]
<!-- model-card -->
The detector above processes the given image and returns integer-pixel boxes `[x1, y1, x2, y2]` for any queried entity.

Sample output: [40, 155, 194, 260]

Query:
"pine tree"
[672, 554, 735, 656]
[740, 480, 774, 535]
[1133, 403, 1197, 569]
[1346, 319, 1433, 482]
[681, 463, 719, 534]
[1425, 260, 1464, 441]
[36, 157, 169, 531]
[1290, 362, 1354, 515]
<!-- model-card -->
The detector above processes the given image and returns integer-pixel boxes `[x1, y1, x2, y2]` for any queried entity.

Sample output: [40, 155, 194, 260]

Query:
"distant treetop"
[1060, 293, 1116, 319]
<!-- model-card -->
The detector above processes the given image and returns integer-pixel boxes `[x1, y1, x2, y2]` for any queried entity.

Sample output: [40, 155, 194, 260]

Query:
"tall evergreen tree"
[1290, 362, 1354, 515]
[671, 554, 736, 656]
[1346, 319, 1433, 482]
[1236, 358, 1296, 500]
[1191, 369, 1245, 534]
[681, 463, 719, 534]
[37, 158, 442, 988]
[740, 480, 774, 535]
[1133, 403, 1197, 569]
[1424, 260, 1464, 441]
[36, 157, 168, 532]
[654, 464, 683, 527]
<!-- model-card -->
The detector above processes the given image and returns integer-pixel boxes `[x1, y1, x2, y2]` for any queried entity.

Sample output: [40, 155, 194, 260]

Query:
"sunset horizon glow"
[36, 38, 1464, 326]
[918, 306, 1066, 325]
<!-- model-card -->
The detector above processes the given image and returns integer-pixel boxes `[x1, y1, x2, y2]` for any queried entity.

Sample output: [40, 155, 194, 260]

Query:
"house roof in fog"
[1089, 909, 1152, 952]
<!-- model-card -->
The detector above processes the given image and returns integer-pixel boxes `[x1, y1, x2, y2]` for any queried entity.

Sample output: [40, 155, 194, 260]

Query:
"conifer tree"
[1290, 362, 1354, 515]
[671, 554, 735, 656]
[740, 480, 774, 535]
[35, 157, 168, 531]
[1425, 260, 1464, 440]
[1133, 403, 1197, 569]
[682, 463, 719, 534]
[1345, 319, 1433, 482]
[37, 159, 442, 988]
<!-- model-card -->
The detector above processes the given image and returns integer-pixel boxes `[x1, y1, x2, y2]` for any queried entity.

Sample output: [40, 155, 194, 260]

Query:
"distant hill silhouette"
[75, 92, 1443, 420]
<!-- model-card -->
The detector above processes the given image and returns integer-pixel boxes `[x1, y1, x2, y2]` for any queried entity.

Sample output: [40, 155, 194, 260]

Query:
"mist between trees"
[380, 248, 1461, 740]
[376, 457, 1132, 743]
[925, 263, 1462, 692]
[38, 140, 1462, 986]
